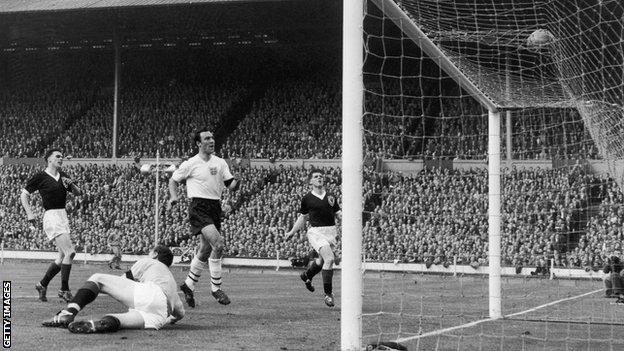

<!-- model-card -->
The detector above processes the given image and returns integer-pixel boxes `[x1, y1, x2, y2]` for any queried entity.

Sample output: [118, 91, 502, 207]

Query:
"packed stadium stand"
[0, 46, 599, 161]
[1, 161, 620, 269]
[0, 6, 616, 271]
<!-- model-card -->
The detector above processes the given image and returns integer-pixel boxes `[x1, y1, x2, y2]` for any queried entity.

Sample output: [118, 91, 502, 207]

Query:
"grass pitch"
[2, 260, 623, 350]
[4, 260, 340, 351]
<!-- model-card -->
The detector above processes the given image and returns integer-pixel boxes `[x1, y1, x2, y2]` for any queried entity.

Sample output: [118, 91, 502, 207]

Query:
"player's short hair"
[44, 148, 63, 162]
[308, 168, 324, 181]
[153, 245, 174, 267]
[193, 127, 213, 144]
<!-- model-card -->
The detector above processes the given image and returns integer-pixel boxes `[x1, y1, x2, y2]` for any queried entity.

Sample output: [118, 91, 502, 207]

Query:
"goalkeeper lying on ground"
[42, 245, 185, 333]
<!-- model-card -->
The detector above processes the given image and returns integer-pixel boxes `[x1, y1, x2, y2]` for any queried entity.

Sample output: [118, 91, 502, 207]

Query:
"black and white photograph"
[0, 0, 623, 350]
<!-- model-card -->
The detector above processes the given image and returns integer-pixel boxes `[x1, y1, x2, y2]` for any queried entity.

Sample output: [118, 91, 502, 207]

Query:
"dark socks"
[304, 261, 322, 281]
[322, 269, 333, 295]
[60, 264, 72, 291]
[71, 281, 100, 309]
[40, 263, 61, 287]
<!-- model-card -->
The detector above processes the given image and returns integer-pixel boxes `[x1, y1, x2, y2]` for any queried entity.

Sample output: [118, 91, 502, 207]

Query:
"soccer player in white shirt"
[167, 127, 239, 307]
[42, 245, 185, 333]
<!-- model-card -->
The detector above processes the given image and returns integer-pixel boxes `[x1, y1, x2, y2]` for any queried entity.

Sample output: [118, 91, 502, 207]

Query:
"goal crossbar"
[370, 0, 499, 113]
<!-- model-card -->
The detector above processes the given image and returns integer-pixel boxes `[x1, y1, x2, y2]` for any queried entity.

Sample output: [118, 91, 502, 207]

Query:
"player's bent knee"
[198, 243, 212, 256]
[88, 273, 105, 284]
[213, 241, 225, 255]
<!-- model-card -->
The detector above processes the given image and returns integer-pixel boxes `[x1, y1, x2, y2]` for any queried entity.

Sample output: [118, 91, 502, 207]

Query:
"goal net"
[353, 0, 624, 350]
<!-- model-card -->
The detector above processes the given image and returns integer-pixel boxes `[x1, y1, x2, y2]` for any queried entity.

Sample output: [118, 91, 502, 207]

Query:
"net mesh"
[362, 0, 624, 349]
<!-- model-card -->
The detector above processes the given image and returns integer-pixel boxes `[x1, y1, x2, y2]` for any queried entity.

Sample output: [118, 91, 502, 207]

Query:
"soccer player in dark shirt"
[20, 148, 82, 302]
[285, 168, 341, 307]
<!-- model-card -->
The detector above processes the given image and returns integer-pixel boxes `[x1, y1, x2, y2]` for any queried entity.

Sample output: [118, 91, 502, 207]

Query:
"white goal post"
[341, 0, 504, 348]
[341, 0, 364, 350]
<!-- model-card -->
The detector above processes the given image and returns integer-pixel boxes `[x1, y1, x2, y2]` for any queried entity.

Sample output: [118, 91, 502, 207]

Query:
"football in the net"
[140, 164, 153, 174]
[527, 29, 554, 46]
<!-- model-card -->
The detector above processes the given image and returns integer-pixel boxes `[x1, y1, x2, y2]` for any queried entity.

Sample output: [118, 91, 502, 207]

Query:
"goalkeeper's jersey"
[130, 258, 179, 312]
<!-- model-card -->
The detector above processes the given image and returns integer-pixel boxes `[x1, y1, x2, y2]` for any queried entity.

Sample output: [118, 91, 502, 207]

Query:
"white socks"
[184, 256, 207, 291]
[209, 258, 222, 292]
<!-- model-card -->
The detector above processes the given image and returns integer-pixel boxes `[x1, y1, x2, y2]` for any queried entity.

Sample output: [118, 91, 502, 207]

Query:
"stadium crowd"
[0, 49, 613, 270]
[221, 77, 342, 159]
[1, 162, 620, 269]
[0, 64, 598, 161]
[0, 88, 93, 158]
[49, 83, 244, 158]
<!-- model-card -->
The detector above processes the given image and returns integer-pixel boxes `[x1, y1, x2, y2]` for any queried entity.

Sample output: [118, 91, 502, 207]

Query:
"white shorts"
[130, 281, 168, 330]
[306, 226, 338, 252]
[42, 209, 70, 241]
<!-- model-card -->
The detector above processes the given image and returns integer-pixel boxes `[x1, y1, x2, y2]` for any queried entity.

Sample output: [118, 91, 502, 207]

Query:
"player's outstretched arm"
[285, 214, 308, 240]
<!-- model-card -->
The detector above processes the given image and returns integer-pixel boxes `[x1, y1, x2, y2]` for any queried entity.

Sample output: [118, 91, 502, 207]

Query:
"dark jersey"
[24, 170, 71, 210]
[299, 191, 340, 227]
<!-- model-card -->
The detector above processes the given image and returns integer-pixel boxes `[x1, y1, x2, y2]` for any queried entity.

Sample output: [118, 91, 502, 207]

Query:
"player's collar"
[311, 189, 326, 200]
[44, 168, 60, 181]
[198, 152, 213, 162]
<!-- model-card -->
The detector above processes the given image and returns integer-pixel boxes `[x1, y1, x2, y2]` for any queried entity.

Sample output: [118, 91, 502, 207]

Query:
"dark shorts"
[189, 198, 222, 235]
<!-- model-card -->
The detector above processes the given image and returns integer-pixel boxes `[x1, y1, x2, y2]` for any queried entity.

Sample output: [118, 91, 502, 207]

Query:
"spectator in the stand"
[107, 229, 122, 270]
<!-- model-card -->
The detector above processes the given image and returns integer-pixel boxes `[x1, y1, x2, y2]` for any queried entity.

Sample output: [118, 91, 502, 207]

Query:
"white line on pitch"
[395, 288, 603, 344]
[505, 288, 602, 318]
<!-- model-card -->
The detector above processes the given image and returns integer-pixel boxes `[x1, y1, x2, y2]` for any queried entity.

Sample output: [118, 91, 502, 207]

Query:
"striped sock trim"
[67, 303, 81, 313]
[210, 276, 222, 292]
[188, 270, 201, 280]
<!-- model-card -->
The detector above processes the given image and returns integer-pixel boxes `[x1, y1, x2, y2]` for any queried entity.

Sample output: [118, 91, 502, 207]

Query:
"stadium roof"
[0, 0, 341, 50]
[0, 0, 286, 14]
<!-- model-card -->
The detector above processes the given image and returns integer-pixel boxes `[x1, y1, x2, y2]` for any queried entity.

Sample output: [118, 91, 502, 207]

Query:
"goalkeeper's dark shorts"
[189, 198, 222, 235]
